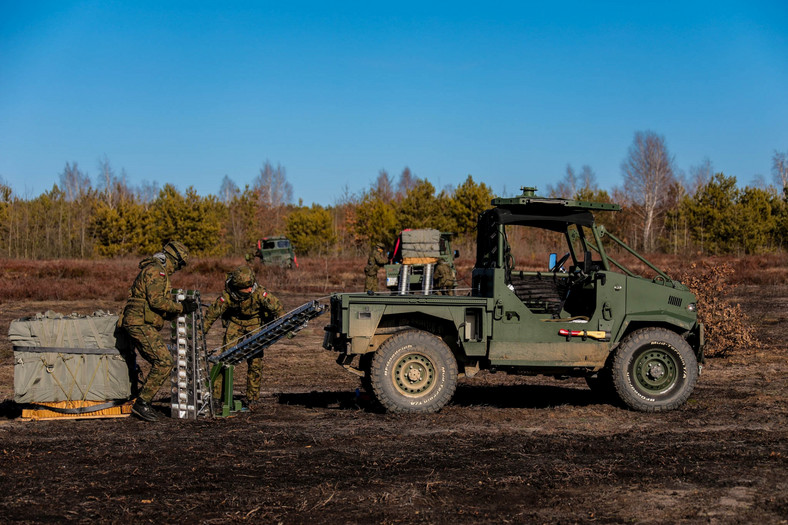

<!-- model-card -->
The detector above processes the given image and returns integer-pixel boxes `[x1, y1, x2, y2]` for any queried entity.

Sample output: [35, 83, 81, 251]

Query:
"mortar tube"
[398, 265, 410, 295]
[423, 263, 434, 295]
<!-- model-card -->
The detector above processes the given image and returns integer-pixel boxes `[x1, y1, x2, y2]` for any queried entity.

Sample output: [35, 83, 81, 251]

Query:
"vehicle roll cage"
[476, 189, 672, 283]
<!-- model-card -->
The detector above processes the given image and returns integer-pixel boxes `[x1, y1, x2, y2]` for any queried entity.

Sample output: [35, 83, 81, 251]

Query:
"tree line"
[1, 134, 787, 260]
[0, 161, 494, 259]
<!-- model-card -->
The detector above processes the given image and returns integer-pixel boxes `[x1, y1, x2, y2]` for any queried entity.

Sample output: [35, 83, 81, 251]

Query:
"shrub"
[676, 262, 760, 357]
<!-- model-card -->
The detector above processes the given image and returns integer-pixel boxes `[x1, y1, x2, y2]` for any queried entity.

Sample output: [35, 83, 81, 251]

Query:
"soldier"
[123, 241, 198, 422]
[364, 242, 388, 292]
[432, 258, 456, 295]
[203, 266, 284, 408]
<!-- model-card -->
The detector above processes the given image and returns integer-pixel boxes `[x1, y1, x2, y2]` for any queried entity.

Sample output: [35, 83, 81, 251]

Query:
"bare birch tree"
[773, 150, 788, 193]
[97, 155, 116, 208]
[396, 167, 417, 199]
[374, 169, 394, 202]
[253, 161, 293, 234]
[549, 164, 598, 198]
[686, 157, 714, 197]
[254, 161, 293, 207]
[136, 180, 160, 205]
[219, 175, 239, 204]
[59, 162, 91, 201]
[620, 131, 677, 251]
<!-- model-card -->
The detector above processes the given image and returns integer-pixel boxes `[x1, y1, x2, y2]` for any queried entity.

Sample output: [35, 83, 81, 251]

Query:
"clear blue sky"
[1, 1, 786, 205]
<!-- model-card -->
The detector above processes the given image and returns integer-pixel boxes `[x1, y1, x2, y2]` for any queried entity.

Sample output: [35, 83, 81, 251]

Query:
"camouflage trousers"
[212, 322, 264, 400]
[125, 324, 174, 404]
[364, 270, 380, 292]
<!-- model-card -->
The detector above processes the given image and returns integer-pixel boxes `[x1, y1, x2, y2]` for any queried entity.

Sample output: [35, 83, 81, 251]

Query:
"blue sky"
[1, 1, 786, 205]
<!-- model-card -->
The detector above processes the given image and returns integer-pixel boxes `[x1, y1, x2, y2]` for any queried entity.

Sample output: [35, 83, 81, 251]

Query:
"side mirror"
[549, 253, 557, 271]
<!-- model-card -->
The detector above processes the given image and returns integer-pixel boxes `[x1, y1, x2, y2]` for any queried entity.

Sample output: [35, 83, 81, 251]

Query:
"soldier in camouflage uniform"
[204, 266, 284, 407]
[364, 242, 388, 292]
[432, 258, 456, 295]
[123, 241, 198, 422]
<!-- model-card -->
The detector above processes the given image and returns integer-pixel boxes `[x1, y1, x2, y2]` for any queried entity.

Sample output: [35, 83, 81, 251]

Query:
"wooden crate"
[401, 257, 439, 265]
[21, 399, 132, 421]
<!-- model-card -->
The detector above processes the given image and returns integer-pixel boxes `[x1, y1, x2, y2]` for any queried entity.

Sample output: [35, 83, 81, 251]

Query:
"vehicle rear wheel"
[612, 327, 698, 412]
[370, 330, 458, 413]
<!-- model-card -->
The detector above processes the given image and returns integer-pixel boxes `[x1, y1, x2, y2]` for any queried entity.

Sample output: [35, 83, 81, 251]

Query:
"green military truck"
[323, 187, 704, 413]
[252, 236, 298, 268]
[384, 230, 459, 292]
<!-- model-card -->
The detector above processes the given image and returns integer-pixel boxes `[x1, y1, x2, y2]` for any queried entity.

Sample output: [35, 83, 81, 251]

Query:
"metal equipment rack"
[169, 289, 213, 419]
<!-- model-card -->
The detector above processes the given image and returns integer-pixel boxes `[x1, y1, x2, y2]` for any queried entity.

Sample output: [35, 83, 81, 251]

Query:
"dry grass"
[2, 252, 784, 301]
[659, 252, 788, 286]
[0, 255, 369, 303]
[0, 258, 139, 302]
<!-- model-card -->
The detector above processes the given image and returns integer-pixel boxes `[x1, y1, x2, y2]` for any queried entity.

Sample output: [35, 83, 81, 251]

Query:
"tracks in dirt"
[1, 286, 787, 523]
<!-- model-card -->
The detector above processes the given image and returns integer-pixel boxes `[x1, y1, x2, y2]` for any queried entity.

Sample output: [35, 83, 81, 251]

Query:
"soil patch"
[1, 287, 786, 523]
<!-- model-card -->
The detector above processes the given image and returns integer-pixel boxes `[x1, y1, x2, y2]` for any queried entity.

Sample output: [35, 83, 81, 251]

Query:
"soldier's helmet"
[226, 266, 257, 298]
[163, 241, 190, 268]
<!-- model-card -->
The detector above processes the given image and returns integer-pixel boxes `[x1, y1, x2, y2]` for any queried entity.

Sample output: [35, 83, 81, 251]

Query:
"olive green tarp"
[10, 311, 133, 404]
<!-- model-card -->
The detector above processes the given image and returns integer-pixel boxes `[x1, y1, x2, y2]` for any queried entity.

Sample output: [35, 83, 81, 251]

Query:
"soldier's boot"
[131, 398, 159, 422]
[232, 396, 250, 411]
[244, 394, 263, 409]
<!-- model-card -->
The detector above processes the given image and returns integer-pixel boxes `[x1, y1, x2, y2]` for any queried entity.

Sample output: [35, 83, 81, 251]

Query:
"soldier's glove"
[181, 297, 199, 314]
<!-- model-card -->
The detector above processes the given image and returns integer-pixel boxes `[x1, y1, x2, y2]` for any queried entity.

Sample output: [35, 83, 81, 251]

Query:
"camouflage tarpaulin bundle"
[401, 228, 441, 259]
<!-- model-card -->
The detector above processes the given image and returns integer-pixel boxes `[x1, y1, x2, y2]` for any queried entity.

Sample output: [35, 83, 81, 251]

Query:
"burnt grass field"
[0, 256, 787, 524]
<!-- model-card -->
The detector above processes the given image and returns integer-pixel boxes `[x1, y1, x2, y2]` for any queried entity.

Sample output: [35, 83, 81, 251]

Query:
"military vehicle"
[252, 236, 298, 268]
[323, 187, 704, 413]
[384, 230, 459, 292]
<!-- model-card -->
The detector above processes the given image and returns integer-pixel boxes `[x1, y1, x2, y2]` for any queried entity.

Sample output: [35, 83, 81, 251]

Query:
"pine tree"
[286, 204, 337, 255]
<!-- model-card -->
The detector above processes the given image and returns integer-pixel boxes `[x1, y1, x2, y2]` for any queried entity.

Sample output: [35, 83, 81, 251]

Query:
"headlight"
[687, 303, 697, 312]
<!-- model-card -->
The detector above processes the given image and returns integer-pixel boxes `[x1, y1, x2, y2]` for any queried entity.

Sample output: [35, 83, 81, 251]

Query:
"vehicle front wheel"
[612, 328, 698, 412]
[370, 330, 458, 413]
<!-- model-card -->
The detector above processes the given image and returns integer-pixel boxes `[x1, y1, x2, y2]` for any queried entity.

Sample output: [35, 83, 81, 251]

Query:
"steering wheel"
[551, 252, 571, 272]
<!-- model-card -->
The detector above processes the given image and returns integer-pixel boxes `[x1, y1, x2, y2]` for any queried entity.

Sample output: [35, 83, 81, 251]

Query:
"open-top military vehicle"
[323, 187, 704, 413]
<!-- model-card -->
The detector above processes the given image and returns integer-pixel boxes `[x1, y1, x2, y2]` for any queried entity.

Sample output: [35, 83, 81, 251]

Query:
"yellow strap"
[82, 355, 102, 402]
[42, 355, 71, 400]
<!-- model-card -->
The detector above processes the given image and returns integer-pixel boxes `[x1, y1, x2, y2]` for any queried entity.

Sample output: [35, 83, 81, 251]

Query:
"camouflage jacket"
[203, 286, 284, 332]
[122, 256, 183, 329]
[364, 249, 388, 276]
[433, 261, 456, 294]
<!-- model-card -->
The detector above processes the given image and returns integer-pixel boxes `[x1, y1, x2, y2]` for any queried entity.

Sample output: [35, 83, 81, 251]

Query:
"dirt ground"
[0, 286, 786, 524]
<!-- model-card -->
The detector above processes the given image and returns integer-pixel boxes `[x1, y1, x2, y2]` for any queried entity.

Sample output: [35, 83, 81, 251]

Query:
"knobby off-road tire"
[370, 330, 458, 413]
[612, 327, 698, 412]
